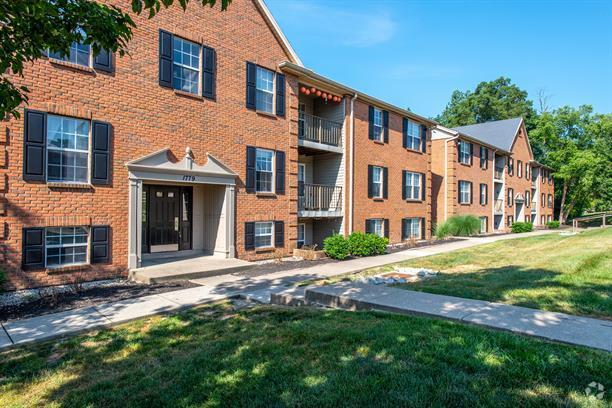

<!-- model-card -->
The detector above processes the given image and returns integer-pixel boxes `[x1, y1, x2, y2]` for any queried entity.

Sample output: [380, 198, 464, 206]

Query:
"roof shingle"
[452, 117, 523, 151]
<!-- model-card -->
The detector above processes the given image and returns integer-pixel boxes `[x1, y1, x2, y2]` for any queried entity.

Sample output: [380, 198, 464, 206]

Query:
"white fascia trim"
[254, 0, 303, 66]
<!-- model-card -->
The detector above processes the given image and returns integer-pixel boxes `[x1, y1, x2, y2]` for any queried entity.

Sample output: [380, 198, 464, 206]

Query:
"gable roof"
[254, 0, 303, 66]
[452, 118, 523, 152]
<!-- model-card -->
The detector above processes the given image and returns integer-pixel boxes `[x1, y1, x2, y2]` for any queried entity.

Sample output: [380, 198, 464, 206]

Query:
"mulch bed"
[1, 280, 199, 322]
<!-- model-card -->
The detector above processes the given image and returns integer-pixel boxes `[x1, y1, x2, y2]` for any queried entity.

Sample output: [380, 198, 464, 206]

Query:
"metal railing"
[494, 167, 504, 180]
[494, 199, 504, 214]
[298, 183, 342, 212]
[298, 112, 343, 148]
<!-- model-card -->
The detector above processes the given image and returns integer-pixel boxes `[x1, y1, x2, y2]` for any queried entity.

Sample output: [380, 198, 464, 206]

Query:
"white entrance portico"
[126, 148, 237, 270]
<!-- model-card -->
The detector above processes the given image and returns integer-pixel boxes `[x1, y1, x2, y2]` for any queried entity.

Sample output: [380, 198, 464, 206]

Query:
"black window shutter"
[421, 173, 426, 201]
[485, 148, 489, 168]
[245, 146, 256, 192]
[485, 184, 488, 204]
[401, 118, 408, 148]
[244, 222, 255, 250]
[420, 218, 426, 240]
[93, 49, 113, 73]
[159, 30, 173, 88]
[275, 150, 285, 194]
[469, 143, 474, 165]
[365, 219, 372, 234]
[383, 110, 389, 143]
[22, 228, 45, 270]
[368, 106, 374, 140]
[401, 218, 407, 240]
[202, 45, 216, 99]
[91, 121, 112, 185]
[275, 73, 285, 117]
[91, 225, 110, 264]
[402, 170, 407, 199]
[384, 219, 389, 238]
[457, 141, 461, 161]
[246, 61, 256, 110]
[23, 110, 47, 182]
[421, 125, 427, 153]
[382, 167, 388, 199]
[274, 221, 284, 247]
[469, 182, 473, 204]
[458, 181, 461, 204]
[367, 165, 373, 198]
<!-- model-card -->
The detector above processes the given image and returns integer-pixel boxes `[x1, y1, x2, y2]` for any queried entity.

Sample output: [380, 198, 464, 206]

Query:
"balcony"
[494, 167, 504, 181]
[298, 183, 343, 217]
[298, 112, 343, 153]
[494, 199, 504, 214]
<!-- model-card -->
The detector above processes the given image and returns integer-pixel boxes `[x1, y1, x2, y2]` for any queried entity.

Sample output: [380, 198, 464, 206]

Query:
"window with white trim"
[404, 218, 421, 239]
[256, 66, 275, 113]
[459, 180, 471, 204]
[517, 160, 523, 177]
[372, 219, 384, 238]
[254, 221, 273, 248]
[480, 183, 487, 205]
[47, 115, 90, 183]
[507, 215, 514, 226]
[507, 188, 514, 207]
[548, 194, 553, 208]
[372, 166, 383, 198]
[45, 227, 89, 267]
[48, 30, 91, 67]
[405, 119, 421, 150]
[479, 217, 488, 233]
[173, 36, 200, 94]
[459, 141, 472, 164]
[373, 108, 383, 142]
[404, 171, 421, 200]
[297, 223, 305, 248]
[255, 148, 274, 192]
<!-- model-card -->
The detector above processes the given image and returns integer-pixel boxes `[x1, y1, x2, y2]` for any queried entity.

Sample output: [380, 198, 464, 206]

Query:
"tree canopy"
[0, 0, 231, 119]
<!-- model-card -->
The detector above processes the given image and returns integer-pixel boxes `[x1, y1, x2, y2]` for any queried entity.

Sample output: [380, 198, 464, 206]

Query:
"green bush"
[435, 215, 481, 238]
[547, 220, 560, 229]
[323, 234, 350, 260]
[511, 222, 533, 233]
[348, 232, 388, 257]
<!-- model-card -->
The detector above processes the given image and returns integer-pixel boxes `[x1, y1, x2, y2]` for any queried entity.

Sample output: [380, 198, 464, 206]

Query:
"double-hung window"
[372, 219, 384, 238]
[548, 194, 553, 208]
[256, 66, 275, 113]
[459, 141, 471, 164]
[525, 190, 531, 205]
[297, 223, 305, 248]
[372, 166, 383, 198]
[542, 193, 546, 208]
[254, 221, 273, 248]
[404, 171, 421, 200]
[517, 160, 523, 178]
[526, 164, 530, 180]
[405, 119, 421, 150]
[47, 115, 90, 183]
[173, 37, 200, 94]
[507, 188, 514, 207]
[459, 180, 471, 204]
[255, 148, 274, 192]
[508, 158, 514, 176]
[49, 30, 91, 67]
[480, 184, 487, 205]
[480, 146, 488, 169]
[479, 217, 488, 233]
[403, 218, 421, 240]
[372, 108, 383, 142]
[46, 227, 89, 268]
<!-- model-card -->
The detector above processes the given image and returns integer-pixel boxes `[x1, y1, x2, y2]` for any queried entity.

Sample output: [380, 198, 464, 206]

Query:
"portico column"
[225, 185, 236, 258]
[128, 178, 143, 269]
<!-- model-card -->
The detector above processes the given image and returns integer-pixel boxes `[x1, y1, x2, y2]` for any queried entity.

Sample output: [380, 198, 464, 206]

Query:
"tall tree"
[436, 77, 537, 130]
[0, 0, 231, 119]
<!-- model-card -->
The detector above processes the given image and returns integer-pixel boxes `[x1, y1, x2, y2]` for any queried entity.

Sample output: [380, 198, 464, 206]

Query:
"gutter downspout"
[444, 135, 459, 221]
[348, 92, 357, 234]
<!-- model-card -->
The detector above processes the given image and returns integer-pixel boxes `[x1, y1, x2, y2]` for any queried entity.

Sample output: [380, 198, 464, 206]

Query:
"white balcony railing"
[298, 183, 342, 212]
[298, 112, 342, 148]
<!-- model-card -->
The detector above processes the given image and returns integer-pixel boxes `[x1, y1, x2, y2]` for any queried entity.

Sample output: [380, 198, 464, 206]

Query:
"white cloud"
[278, 1, 397, 47]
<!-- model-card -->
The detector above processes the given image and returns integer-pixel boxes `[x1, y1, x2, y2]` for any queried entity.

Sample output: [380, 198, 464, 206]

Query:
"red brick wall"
[1, 0, 298, 290]
[351, 100, 431, 242]
[505, 124, 534, 225]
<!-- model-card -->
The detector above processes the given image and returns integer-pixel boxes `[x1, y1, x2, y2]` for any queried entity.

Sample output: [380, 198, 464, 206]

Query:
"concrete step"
[131, 256, 253, 284]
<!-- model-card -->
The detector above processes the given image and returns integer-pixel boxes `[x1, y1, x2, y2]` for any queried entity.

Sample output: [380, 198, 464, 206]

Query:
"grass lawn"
[1, 302, 611, 407]
[354, 228, 612, 319]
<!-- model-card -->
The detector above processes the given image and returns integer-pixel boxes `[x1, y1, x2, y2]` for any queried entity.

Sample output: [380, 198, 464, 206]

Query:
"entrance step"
[131, 256, 253, 284]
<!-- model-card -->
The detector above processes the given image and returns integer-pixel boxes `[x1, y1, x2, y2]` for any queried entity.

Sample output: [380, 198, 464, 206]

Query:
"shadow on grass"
[1, 304, 611, 407]
[399, 266, 612, 319]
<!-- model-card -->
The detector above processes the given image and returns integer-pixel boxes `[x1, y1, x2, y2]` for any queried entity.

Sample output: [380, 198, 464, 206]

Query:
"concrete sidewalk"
[0, 229, 561, 349]
[305, 282, 612, 352]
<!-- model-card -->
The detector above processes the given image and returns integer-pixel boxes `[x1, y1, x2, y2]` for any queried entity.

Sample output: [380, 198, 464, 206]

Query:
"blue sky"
[265, 0, 612, 118]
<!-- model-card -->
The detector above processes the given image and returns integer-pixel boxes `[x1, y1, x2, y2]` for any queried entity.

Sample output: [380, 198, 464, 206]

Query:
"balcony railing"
[494, 199, 504, 214]
[494, 167, 504, 180]
[298, 183, 342, 212]
[298, 112, 342, 148]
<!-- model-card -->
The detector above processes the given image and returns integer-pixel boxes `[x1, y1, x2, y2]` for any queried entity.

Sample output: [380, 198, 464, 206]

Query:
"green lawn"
[1, 302, 611, 407]
[360, 228, 612, 319]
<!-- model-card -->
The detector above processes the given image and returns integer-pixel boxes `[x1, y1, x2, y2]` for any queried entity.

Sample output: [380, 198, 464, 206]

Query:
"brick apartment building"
[431, 118, 554, 233]
[1, 0, 433, 290]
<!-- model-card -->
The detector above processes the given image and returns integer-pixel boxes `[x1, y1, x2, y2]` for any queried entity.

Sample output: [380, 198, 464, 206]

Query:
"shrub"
[348, 232, 388, 257]
[435, 215, 481, 238]
[547, 220, 560, 229]
[511, 221, 533, 233]
[323, 234, 350, 260]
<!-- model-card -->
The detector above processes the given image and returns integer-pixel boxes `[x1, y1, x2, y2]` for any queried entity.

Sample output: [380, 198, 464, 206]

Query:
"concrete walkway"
[0, 229, 568, 349]
[305, 282, 612, 352]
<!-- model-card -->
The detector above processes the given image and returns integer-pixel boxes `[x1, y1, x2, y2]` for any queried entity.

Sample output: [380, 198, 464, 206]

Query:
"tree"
[0, 0, 231, 119]
[435, 77, 537, 130]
